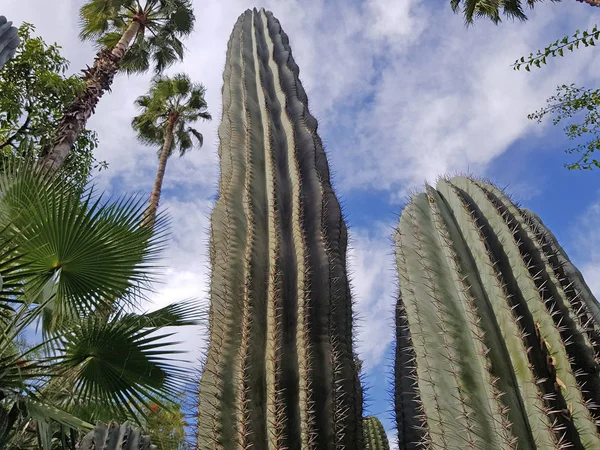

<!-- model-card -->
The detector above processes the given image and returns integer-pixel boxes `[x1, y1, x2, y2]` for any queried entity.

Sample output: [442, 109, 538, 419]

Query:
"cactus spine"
[196, 8, 362, 450]
[394, 176, 600, 449]
[363, 416, 390, 450]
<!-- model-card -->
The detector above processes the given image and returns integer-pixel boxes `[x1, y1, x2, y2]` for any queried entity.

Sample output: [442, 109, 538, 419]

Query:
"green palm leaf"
[449, 0, 555, 24]
[79, 0, 194, 74]
[132, 73, 210, 157]
[0, 162, 169, 333]
[56, 304, 199, 423]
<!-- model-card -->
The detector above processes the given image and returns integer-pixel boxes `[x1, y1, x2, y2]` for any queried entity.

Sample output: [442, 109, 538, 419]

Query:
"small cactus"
[77, 422, 156, 450]
[0, 16, 19, 69]
[394, 176, 600, 449]
[363, 416, 390, 450]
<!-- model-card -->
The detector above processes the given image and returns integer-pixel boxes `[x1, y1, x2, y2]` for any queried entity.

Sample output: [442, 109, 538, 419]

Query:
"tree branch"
[0, 109, 31, 150]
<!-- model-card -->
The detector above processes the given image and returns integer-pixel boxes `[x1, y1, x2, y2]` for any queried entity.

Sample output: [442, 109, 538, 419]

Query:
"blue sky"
[5, 0, 600, 447]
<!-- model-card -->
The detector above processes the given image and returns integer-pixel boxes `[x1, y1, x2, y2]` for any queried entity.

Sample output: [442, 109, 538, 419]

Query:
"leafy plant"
[0, 23, 104, 187]
[528, 83, 600, 170]
[513, 25, 600, 71]
[450, 0, 551, 25]
[0, 161, 202, 448]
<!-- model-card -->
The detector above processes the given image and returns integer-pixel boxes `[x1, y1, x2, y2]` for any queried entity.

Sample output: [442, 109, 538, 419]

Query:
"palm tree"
[38, 0, 195, 173]
[449, 0, 577, 24]
[132, 73, 211, 227]
[0, 161, 203, 448]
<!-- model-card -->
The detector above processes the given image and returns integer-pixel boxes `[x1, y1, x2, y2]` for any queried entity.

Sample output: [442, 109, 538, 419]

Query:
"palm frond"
[57, 309, 192, 424]
[0, 161, 169, 334]
[96, 31, 122, 51]
[79, 0, 134, 41]
[132, 115, 165, 146]
[175, 124, 193, 156]
[150, 39, 178, 74]
[451, 0, 537, 24]
[118, 39, 151, 74]
[79, 0, 194, 74]
[186, 127, 203, 150]
[128, 298, 207, 328]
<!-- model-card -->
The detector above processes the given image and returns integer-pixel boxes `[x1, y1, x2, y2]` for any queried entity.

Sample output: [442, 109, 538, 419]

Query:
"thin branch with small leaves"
[513, 25, 600, 71]
[529, 84, 600, 170]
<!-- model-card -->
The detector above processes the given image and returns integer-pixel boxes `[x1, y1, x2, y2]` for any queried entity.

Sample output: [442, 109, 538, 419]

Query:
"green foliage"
[528, 84, 600, 170]
[143, 397, 189, 450]
[132, 73, 211, 158]
[514, 25, 600, 71]
[79, 0, 195, 74]
[0, 163, 166, 332]
[0, 23, 105, 186]
[363, 416, 390, 450]
[196, 8, 362, 450]
[450, 0, 552, 25]
[394, 176, 600, 448]
[0, 161, 202, 448]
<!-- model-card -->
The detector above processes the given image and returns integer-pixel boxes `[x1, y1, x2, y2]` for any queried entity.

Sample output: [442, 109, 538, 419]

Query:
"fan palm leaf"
[0, 161, 169, 333]
[54, 299, 205, 423]
[450, 0, 558, 24]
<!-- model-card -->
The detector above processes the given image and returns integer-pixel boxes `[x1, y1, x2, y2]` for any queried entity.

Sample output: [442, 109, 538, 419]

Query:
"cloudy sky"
[4, 0, 600, 446]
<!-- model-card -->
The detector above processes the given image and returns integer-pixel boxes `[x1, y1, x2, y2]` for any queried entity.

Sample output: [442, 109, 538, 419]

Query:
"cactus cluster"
[394, 176, 600, 449]
[0, 16, 19, 69]
[196, 8, 362, 450]
[195, 8, 600, 450]
[78, 422, 156, 450]
[363, 416, 390, 450]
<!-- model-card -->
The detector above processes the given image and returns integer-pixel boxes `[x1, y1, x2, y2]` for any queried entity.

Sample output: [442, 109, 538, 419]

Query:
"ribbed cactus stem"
[78, 422, 156, 450]
[363, 416, 390, 450]
[395, 176, 600, 449]
[196, 9, 362, 450]
[0, 16, 19, 69]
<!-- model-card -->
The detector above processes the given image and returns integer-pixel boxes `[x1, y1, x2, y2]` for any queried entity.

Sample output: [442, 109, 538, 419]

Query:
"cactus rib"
[395, 176, 600, 449]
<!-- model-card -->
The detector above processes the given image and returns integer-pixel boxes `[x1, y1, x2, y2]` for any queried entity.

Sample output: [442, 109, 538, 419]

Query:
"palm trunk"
[142, 120, 175, 228]
[38, 21, 142, 173]
[576, 0, 600, 5]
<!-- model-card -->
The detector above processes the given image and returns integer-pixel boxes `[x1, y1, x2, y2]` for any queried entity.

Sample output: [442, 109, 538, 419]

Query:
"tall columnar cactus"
[0, 16, 19, 69]
[363, 416, 390, 450]
[196, 8, 362, 450]
[394, 176, 600, 449]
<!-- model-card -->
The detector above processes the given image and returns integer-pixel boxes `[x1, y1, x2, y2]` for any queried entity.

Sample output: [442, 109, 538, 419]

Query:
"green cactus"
[394, 176, 600, 449]
[78, 422, 156, 450]
[196, 8, 362, 450]
[0, 16, 19, 69]
[363, 416, 390, 450]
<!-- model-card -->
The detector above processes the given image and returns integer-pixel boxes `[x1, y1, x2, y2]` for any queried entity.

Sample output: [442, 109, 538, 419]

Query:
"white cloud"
[571, 195, 600, 298]
[338, 2, 600, 197]
[348, 224, 397, 370]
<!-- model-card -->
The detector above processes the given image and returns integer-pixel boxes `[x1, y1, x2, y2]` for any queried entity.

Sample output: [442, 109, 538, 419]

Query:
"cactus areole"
[196, 8, 362, 450]
[394, 176, 600, 449]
